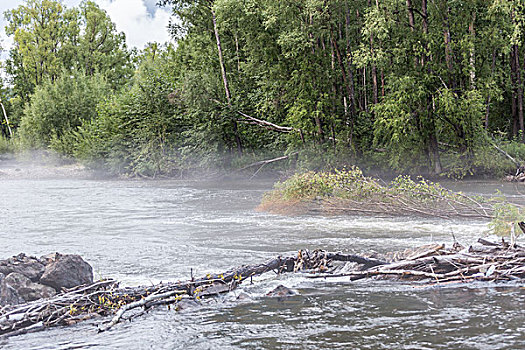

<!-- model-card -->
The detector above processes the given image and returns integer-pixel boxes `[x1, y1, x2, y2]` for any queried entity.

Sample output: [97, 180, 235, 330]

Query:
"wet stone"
[40, 254, 93, 292]
[0, 253, 45, 282]
[0, 272, 23, 305]
[266, 285, 295, 298]
[1, 272, 56, 304]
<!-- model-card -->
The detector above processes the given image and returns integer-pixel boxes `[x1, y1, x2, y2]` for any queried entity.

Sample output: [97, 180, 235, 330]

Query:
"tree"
[74, 45, 181, 176]
[18, 70, 110, 151]
[4, 0, 79, 102]
[76, 0, 133, 88]
[4, 0, 133, 103]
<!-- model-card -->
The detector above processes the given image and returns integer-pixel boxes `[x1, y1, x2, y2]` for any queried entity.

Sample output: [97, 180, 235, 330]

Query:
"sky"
[0, 0, 173, 58]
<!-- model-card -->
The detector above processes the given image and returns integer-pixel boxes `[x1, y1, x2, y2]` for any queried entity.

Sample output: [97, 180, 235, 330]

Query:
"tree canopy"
[2, 0, 525, 177]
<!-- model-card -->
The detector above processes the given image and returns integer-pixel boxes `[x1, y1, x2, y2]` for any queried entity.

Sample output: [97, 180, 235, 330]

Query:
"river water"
[0, 176, 524, 349]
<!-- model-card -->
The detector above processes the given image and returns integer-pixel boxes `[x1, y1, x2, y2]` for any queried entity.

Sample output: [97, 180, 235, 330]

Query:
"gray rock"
[0, 272, 23, 306]
[40, 254, 93, 292]
[236, 292, 251, 301]
[40, 252, 60, 265]
[1, 272, 56, 304]
[266, 285, 295, 298]
[176, 299, 199, 311]
[0, 253, 45, 282]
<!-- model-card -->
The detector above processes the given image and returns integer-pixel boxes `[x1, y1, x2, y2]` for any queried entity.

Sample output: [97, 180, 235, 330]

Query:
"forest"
[1, 0, 525, 178]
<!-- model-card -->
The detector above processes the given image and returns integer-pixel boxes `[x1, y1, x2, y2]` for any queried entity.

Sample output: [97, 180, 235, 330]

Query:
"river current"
[0, 177, 523, 349]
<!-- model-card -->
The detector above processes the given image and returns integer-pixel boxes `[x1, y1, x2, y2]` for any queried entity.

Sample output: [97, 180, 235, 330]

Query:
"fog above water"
[0, 160, 524, 349]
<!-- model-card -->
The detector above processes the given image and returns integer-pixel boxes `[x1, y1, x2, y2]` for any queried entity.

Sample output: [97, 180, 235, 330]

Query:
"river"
[0, 176, 524, 349]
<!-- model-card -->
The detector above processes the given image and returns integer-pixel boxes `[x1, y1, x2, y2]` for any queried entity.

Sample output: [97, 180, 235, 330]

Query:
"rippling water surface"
[0, 177, 523, 349]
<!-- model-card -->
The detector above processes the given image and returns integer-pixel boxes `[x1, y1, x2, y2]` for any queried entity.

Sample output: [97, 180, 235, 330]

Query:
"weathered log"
[325, 252, 385, 268]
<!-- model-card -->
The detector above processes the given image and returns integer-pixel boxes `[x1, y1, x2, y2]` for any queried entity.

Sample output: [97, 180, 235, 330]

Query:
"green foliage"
[4, 0, 133, 108]
[76, 1, 134, 88]
[74, 48, 181, 176]
[489, 201, 525, 238]
[4, 0, 78, 101]
[18, 71, 110, 153]
[0, 136, 15, 154]
[267, 168, 476, 205]
[264, 167, 374, 204]
[372, 76, 428, 172]
[4, 0, 525, 178]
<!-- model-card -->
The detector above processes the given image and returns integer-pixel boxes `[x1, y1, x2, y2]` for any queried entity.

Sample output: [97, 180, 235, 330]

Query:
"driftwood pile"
[310, 238, 525, 284]
[1, 238, 523, 338]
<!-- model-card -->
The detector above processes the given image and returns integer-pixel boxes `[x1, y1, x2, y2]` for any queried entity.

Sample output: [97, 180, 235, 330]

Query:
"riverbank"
[0, 154, 98, 180]
[1, 139, 522, 182]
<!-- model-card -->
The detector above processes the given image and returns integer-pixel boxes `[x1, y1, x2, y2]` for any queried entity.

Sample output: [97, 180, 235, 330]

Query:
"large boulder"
[40, 254, 93, 292]
[0, 253, 45, 282]
[0, 272, 56, 305]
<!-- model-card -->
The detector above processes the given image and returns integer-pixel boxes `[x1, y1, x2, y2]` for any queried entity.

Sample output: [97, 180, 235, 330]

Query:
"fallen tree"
[258, 167, 506, 219]
[0, 238, 524, 338]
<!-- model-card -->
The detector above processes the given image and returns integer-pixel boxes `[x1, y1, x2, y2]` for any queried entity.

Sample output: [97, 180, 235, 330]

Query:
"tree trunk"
[330, 26, 355, 117]
[485, 49, 497, 129]
[370, 33, 378, 105]
[515, 45, 524, 142]
[234, 33, 240, 72]
[211, 6, 242, 154]
[406, 0, 415, 31]
[363, 66, 368, 112]
[211, 8, 231, 104]
[406, 0, 420, 69]
[422, 0, 442, 174]
[469, 12, 476, 90]
[0, 102, 13, 138]
[381, 70, 385, 98]
[345, 4, 359, 113]
[511, 49, 519, 137]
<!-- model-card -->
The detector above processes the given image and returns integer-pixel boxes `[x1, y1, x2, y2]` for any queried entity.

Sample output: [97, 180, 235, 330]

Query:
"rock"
[266, 285, 295, 298]
[236, 292, 251, 301]
[0, 253, 93, 306]
[0, 273, 56, 305]
[40, 254, 93, 292]
[0, 272, 23, 306]
[0, 253, 45, 282]
[40, 252, 60, 265]
[176, 299, 199, 311]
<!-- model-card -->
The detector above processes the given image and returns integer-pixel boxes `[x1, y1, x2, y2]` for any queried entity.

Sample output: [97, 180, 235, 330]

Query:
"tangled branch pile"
[259, 168, 495, 219]
[1, 238, 524, 338]
[312, 239, 525, 284]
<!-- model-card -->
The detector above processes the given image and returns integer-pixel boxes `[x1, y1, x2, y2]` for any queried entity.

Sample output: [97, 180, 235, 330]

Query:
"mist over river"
[0, 175, 524, 349]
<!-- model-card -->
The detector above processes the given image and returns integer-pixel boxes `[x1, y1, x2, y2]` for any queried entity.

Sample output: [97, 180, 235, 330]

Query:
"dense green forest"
[1, 0, 525, 177]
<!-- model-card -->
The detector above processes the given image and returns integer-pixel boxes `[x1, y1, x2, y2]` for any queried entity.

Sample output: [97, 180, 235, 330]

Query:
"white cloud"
[96, 0, 172, 49]
[0, 0, 173, 55]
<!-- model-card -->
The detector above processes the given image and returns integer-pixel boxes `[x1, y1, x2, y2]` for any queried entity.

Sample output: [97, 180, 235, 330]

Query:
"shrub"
[18, 71, 110, 153]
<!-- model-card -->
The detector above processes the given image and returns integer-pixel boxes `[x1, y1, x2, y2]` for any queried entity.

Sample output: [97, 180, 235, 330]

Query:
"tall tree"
[4, 0, 133, 102]
[77, 0, 133, 88]
[4, 0, 78, 102]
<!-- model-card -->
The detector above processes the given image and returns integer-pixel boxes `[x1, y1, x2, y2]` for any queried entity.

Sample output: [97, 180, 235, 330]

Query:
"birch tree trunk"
[211, 6, 242, 154]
